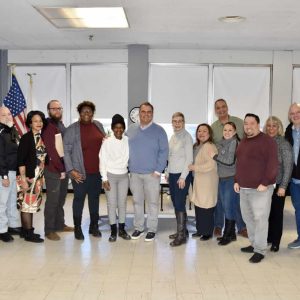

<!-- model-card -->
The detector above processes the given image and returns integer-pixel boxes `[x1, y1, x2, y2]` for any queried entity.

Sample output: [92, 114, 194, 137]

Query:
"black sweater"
[285, 123, 300, 180]
[0, 123, 19, 176]
[17, 131, 48, 179]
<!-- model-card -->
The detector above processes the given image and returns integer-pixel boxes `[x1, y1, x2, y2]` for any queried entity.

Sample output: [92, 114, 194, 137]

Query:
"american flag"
[3, 74, 28, 136]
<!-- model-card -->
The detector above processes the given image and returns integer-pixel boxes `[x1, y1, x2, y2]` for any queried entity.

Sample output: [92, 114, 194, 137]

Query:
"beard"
[49, 114, 62, 122]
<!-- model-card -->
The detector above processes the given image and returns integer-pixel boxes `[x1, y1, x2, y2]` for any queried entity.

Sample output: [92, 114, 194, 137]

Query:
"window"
[149, 64, 209, 140]
[213, 66, 271, 126]
[71, 64, 128, 133]
[14, 65, 67, 123]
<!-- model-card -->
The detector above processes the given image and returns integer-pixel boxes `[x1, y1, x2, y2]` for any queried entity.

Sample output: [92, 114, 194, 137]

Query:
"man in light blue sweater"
[127, 102, 168, 241]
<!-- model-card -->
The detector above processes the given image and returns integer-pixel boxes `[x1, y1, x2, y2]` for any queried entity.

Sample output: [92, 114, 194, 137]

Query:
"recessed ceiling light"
[218, 16, 246, 23]
[35, 7, 129, 28]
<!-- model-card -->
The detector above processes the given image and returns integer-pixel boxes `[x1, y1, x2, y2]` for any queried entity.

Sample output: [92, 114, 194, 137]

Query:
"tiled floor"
[0, 193, 300, 300]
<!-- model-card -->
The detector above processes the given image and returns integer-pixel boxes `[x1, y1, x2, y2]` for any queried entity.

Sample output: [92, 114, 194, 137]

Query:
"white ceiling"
[1, 0, 300, 50]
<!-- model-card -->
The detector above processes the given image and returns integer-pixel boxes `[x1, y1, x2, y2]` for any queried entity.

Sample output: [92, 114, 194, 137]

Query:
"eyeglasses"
[49, 107, 63, 111]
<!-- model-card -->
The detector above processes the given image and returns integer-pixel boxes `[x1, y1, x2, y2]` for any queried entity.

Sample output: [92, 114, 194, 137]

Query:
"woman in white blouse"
[99, 114, 131, 242]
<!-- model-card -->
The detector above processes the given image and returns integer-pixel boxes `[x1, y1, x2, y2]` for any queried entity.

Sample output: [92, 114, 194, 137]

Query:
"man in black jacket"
[286, 103, 300, 249]
[0, 106, 21, 242]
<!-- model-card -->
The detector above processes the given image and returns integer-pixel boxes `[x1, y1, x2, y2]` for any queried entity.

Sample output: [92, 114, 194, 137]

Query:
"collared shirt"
[140, 121, 153, 130]
[292, 125, 300, 184]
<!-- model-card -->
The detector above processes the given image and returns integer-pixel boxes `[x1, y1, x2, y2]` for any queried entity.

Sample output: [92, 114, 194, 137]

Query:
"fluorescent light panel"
[35, 7, 129, 28]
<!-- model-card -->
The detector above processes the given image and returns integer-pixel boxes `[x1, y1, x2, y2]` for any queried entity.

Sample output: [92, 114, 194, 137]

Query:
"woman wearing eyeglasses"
[63, 101, 106, 240]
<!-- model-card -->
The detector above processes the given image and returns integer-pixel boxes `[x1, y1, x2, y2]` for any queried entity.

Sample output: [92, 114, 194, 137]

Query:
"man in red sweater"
[234, 113, 278, 263]
[42, 100, 73, 241]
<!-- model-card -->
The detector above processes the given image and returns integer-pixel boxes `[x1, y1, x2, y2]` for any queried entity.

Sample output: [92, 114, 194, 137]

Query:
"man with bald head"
[285, 103, 300, 249]
[0, 106, 21, 242]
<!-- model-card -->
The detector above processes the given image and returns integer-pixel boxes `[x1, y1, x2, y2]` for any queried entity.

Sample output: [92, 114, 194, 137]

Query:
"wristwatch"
[2, 175, 8, 180]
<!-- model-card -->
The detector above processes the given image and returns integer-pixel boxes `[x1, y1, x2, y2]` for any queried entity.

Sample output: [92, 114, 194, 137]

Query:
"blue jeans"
[0, 171, 21, 233]
[218, 177, 237, 220]
[290, 181, 300, 240]
[215, 177, 246, 230]
[169, 173, 192, 212]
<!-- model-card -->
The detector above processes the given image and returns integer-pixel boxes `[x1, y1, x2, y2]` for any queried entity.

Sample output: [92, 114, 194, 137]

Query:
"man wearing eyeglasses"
[41, 100, 73, 241]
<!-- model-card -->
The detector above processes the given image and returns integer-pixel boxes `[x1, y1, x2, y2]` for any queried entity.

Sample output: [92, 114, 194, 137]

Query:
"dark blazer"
[0, 123, 19, 176]
[285, 123, 300, 180]
[17, 131, 48, 179]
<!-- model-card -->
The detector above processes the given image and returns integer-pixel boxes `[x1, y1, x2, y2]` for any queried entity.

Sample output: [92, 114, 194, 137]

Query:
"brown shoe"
[213, 227, 222, 237]
[238, 228, 248, 238]
[46, 232, 61, 241]
[62, 225, 74, 232]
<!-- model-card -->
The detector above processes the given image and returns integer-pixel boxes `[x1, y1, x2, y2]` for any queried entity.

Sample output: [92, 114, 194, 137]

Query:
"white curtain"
[213, 66, 271, 126]
[149, 64, 208, 139]
[14, 65, 67, 124]
[293, 67, 300, 103]
[71, 64, 128, 132]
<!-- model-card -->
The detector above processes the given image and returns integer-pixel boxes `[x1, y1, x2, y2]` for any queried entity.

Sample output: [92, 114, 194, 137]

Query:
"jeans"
[44, 169, 69, 234]
[218, 177, 236, 220]
[290, 181, 300, 240]
[0, 171, 21, 233]
[129, 173, 160, 233]
[215, 177, 246, 231]
[240, 186, 273, 255]
[72, 173, 102, 220]
[169, 172, 192, 212]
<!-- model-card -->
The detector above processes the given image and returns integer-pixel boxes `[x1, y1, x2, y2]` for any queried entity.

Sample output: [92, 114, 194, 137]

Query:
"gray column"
[0, 50, 9, 104]
[128, 44, 149, 124]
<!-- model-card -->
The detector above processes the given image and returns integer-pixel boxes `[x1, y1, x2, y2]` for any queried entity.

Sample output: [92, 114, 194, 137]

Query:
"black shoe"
[218, 237, 232, 246]
[89, 224, 102, 237]
[192, 232, 201, 238]
[249, 252, 264, 263]
[109, 224, 117, 242]
[20, 227, 40, 239]
[241, 245, 254, 253]
[8, 227, 22, 236]
[145, 232, 156, 241]
[0, 232, 14, 242]
[131, 230, 144, 240]
[200, 235, 212, 241]
[24, 229, 44, 243]
[169, 232, 177, 239]
[270, 244, 279, 252]
[118, 223, 131, 240]
[74, 226, 84, 240]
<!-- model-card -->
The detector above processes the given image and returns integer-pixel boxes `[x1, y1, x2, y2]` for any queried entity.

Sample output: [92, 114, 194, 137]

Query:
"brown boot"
[213, 227, 222, 237]
[238, 228, 248, 238]
[45, 232, 61, 241]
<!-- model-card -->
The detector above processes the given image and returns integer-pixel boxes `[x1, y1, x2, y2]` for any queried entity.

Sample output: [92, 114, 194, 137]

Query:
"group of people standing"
[0, 97, 300, 264]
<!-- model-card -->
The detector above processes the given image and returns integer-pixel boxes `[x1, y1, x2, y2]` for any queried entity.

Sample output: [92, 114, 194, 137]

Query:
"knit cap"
[111, 114, 125, 129]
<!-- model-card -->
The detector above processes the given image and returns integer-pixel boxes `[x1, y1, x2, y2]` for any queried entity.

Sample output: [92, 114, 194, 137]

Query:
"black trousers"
[72, 173, 102, 223]
[195, 205, 215, 236]
[268, 185, 286, 246]
[44, 169, 69, 234]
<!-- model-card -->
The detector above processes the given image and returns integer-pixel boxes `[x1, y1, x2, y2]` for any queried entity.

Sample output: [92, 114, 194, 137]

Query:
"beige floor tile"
[177, 293, 203, 300]
[2, 195, 300, 300]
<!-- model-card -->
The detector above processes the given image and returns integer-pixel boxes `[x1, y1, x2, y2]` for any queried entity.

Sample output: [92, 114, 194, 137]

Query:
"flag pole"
[26, 73, 36, 112]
